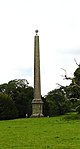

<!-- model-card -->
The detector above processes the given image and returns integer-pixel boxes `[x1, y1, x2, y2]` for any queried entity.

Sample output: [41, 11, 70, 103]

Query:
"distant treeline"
[0, 64, 80, 120]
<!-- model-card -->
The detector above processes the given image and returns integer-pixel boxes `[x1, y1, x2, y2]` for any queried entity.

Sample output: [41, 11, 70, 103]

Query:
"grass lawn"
[0, 113, 80, 149]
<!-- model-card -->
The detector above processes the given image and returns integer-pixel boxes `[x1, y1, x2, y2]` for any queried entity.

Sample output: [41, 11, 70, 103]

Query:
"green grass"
[0, 113, 80, 149]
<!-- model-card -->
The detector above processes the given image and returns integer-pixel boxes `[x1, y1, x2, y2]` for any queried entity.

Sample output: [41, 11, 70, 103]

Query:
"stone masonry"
[31, 30, 43, 117]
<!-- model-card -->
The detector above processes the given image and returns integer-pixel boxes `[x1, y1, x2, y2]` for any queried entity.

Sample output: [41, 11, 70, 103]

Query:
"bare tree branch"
[56, 83, 65, 88]
[61, 68, 76, 85]
[74, 58, 80, 67]
[61, 68, 72, 80]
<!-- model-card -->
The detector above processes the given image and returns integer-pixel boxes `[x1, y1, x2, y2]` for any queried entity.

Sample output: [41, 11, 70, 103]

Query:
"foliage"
[65, 66, 80, 112]
[14, 86, 33, 118]
[74, 67, 80, 85]
[42, 96, 49, 116]
[0, 79, 33, 119]
[45, 88, 69, 116]
[0, 92, 18, 120]
[45, 65, 80, 116]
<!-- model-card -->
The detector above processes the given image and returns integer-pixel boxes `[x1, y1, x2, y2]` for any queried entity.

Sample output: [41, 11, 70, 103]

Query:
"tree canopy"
[45, 62, 80, 116]
[0, 79, 33, 119]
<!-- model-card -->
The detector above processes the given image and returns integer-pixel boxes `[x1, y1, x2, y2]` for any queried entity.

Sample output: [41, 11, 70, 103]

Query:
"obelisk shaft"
[34, 35, 41, 99]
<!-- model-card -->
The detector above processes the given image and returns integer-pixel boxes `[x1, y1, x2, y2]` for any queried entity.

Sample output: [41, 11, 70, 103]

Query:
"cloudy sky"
[0, 0, 80, 95]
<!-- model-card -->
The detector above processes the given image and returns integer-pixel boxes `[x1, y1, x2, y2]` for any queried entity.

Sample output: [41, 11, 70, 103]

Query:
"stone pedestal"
[31, 30, 43, 117]
[31, 99, 43, 117]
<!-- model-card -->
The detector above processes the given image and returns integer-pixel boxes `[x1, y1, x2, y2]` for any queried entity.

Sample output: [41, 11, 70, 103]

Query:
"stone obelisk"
[31, 30, 43, 117]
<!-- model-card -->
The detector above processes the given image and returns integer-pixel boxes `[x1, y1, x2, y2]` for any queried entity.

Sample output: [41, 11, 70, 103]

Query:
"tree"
[0, 79, 34, 118]
[14, 86, 33, 118]
[0, 93, 18, 120]
[41, 96, 49, 117]
[61, 61, 80, 113]
[74, 67, 80, 86]
[45, 88, 69, 116]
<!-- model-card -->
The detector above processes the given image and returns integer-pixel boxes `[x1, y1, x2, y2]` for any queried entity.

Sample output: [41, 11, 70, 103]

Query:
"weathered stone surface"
[31, 31, 43, 117]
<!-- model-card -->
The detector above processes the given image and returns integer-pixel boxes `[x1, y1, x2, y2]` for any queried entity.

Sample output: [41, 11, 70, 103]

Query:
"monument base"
[30, 113, 44, 118]
[31, 99, 44, 118]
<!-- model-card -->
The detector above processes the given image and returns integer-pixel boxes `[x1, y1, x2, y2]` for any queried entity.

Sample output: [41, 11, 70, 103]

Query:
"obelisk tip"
[35, 30, 39, 36]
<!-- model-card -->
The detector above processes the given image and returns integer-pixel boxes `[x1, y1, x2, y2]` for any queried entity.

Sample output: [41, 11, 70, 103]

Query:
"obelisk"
[31, 30, 43, 117]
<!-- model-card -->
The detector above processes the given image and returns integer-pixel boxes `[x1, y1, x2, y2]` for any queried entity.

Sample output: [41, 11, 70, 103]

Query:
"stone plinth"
[31, 99, 43, 117]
